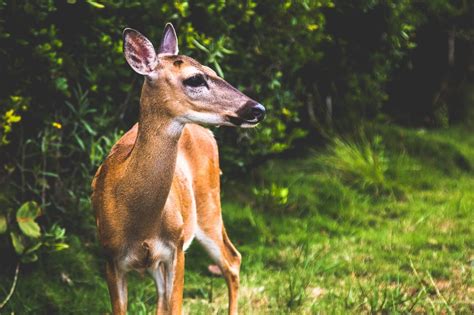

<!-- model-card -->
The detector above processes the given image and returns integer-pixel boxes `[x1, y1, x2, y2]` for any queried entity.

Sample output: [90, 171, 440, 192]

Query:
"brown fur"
[92, 122, 223, 267]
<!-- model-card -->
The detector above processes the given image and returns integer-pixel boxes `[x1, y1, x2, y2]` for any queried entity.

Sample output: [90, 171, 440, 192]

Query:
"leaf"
[40, 171, 59, 178]
[21, 253, 38, 263]
[10, 232, 25, 254]
[86, 0, 105, 9]
[64, 101, 77, 114]
[24, 241, 43, 254]
[54, 242, 69, 251]
[213, 61, 224, 78]
[55, 77, 69, 92]
[81, 119, 97, 135]
[51, 224, 66, 239]
[74, 133, 86, 151]
[0, 214, 6, 234]
[191, 38, 209, 52]
[16, 201, 42, 238]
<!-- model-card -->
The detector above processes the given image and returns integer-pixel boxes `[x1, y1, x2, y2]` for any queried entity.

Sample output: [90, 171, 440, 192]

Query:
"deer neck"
[125, 84, 184, 216]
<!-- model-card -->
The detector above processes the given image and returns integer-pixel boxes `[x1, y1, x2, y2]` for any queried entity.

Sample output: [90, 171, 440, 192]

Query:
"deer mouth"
[226, 115, 260, 127]
[226, 115, 243, 126]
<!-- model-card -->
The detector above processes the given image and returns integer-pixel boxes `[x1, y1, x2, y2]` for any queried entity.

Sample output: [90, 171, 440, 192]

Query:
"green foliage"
[2, 0, 460, 174]
[16, 201, 41, 238]
[2, 201, 67, 264]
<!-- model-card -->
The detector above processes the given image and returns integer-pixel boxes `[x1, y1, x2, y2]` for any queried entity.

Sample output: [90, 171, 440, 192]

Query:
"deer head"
[123, 23, 265, 129]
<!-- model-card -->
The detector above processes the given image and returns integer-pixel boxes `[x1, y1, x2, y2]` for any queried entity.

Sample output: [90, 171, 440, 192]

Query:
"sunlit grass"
[318, 136, 390, 195]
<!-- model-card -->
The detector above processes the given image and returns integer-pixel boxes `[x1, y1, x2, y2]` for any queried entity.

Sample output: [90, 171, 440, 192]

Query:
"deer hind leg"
[197, 225, 241, 315]
[105, 260, 128, 315]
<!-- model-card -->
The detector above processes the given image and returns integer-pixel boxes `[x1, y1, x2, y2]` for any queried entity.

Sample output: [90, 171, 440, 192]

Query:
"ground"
[1, 125, 473, 314]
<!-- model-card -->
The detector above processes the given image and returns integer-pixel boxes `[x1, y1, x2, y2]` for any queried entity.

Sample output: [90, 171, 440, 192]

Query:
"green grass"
[1, 124, 473, 314]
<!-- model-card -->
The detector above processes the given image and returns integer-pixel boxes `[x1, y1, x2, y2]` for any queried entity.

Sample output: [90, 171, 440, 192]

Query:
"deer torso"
[92, 123, 220, 272]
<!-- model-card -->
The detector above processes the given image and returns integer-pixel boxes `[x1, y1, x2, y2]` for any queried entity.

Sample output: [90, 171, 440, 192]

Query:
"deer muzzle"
[228, 101, 266, 127]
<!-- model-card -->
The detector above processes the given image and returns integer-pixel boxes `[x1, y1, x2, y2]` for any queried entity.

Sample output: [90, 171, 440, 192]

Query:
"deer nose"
[234, 101, 266, 126]
[250, 103, 266, 121]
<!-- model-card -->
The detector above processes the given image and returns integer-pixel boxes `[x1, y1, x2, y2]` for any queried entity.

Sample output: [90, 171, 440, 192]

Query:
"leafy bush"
[2, 201, 67, 264]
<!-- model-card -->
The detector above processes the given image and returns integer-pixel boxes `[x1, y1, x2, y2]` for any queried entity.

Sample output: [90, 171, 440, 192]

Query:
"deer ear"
[123, 28, 158, 76]
[158, 23, 179, 56]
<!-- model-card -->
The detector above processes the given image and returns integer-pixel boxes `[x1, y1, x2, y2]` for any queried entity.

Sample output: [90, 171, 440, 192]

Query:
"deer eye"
[183, 74, 207, 88]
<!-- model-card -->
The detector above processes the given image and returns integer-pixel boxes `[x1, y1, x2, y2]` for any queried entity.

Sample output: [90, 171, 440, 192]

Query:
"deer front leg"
[169, 246, 185, 314]
[151, 244, 185, 315]
[105, 260, 128, 315]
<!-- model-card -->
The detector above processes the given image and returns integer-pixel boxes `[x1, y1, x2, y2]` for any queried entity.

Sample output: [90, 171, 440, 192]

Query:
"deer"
[91, 23, 265, 315]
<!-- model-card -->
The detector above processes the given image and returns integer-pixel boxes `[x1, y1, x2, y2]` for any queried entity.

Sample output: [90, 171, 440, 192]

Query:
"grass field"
[1, 124, 473, 314]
